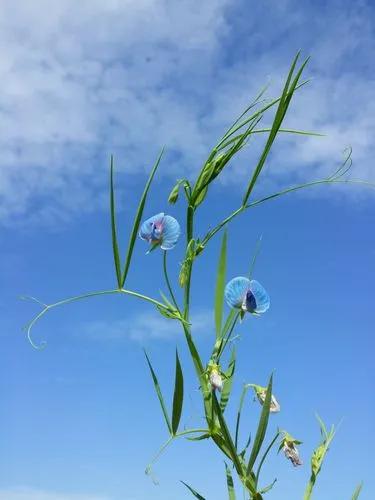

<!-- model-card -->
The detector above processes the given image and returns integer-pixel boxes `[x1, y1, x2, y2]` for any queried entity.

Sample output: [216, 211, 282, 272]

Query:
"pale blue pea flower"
[139, 212, 181, 251]
[224, 276, 270, 314]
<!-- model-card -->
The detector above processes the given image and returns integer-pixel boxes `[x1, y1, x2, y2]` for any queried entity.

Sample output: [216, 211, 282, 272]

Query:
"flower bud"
[168, 180, 183, 204]
[251, 384, 280, 413]
[280, 432, 303, 467]
[207, 362, 223, 392]
[209, 369, 223, 392]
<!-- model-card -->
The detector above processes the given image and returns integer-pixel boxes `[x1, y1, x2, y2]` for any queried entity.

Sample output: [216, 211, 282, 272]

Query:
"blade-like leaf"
[172, 349, 184, 435]
[144, 350, 172, 434]
[260, 479, 277, 495]
[121, 148, 164, 287]
[110, 156, 122, 288]
[215, 231, 227, 339]
[247, 375, 273, 474]
[351, 482, 363, 500]
[225, 462, 236, 500]
[235, 384, 251, 451]
[212, 394, 245, 481]
[220, 348, 236, 412]
[255, 432, 280, 484]
[242, 53, 308, 205]
[181, 481, 206, 499]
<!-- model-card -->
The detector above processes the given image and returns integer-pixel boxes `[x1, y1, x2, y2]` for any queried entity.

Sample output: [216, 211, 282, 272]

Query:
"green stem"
[303, 481, 314, 500]
[184, 205, 195, 320]
[163, 250, 180, 312]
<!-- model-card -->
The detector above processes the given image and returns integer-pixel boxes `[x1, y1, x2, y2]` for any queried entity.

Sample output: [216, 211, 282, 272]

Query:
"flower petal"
[139, 213, 164, 242]
[248, 280, 270, 313]
[160, 215, 181, 250]
[225, 277, 251, 309]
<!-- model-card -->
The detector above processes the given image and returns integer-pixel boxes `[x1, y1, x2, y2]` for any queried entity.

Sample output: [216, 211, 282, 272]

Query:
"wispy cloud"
[80, 309, 212, 343]
[0, 488, 115, 500]
[0, 0, 229, 224]
[0, 0, 374, 225]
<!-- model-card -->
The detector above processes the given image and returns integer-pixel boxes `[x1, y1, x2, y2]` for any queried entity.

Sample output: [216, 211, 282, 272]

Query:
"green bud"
[179, 239, 197, 287]
[168, 179, 182, 204]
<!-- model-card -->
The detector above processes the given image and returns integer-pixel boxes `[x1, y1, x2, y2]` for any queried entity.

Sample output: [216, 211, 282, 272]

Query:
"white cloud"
[0, 487, 113, 500]
[0, 0, 229, 224]
[80, 309, 212, 342]
[0, 0, 374, 225]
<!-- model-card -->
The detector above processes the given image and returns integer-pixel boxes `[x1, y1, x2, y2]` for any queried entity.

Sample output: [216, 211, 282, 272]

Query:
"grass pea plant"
[23, 53, 370, 499]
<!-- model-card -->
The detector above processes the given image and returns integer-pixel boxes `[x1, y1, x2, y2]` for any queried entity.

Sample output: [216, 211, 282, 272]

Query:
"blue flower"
[139, 212, 181, 251]
[224, 276, 270, 314]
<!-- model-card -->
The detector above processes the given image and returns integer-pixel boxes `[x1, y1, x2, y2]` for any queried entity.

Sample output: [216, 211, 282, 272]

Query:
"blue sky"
[0, 0, 374, 499]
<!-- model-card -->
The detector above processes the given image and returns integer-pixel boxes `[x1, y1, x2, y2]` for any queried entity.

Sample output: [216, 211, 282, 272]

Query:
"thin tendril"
[23, 288, 171, 349]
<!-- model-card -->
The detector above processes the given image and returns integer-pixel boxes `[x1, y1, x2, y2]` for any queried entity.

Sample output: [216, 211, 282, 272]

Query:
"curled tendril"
[21, 288, 180, 349]
[19, 295, 48, 308]
[328, 146, 353, 181]
[22, 305, 49, 350]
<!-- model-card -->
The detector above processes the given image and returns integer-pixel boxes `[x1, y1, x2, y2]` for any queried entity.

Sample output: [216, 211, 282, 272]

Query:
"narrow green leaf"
[171, 349, 184, 435]
[242, 53, 308, 205]
[247, 375, 273, 474]
[255, 432, 280, 484]
[121, 148, 164, 288]
[260, 479, 277, 495]
[212, 394, 245, 479]
[351, 482, 363, 500]
[235, 384, 251, 451]
[225, 462, 236, 500]
[110, 155, 122, 288]
[220, 348, 236, 412]
[215, 231, 227, 339]
[181, 481, 206, 499]
[144, 350, 172, 434]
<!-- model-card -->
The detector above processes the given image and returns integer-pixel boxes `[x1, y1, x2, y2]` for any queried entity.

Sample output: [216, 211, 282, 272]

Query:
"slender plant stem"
[162, 251, 180, 312]
[183, 205, 195, 321]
